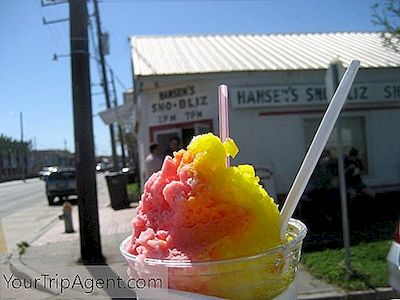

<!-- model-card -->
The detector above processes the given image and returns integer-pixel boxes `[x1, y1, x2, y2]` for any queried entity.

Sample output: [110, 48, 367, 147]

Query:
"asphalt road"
[0, 178, 46, 219]
[0, 175, 108, 253]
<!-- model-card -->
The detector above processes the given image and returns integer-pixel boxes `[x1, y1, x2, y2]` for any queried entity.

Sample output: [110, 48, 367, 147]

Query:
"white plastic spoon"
[279, 59, 361, 239]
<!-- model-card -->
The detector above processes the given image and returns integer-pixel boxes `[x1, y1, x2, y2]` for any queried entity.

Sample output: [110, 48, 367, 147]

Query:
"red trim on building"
[259, 104, 400, 117]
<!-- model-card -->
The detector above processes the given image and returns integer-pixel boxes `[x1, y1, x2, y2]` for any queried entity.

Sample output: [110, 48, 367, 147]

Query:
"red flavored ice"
[128, 133, 282, 261]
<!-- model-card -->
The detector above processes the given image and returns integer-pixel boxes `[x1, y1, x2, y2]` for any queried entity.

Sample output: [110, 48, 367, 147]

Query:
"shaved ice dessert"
[120, 133, 306, 299]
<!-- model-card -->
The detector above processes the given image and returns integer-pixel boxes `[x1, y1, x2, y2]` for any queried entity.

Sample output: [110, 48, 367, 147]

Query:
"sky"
[0, 0, 380, 156]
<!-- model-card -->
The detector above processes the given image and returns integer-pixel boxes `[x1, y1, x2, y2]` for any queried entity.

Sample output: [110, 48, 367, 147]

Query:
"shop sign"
[231, 83, 400, 109]
[148, 85, 212, 126]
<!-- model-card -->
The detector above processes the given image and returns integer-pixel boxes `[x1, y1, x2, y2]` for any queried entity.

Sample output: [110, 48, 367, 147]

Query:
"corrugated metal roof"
[130, 32, 400, 77]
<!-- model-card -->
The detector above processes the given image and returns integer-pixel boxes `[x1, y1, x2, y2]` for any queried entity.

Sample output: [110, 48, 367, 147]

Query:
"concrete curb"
[299, 287, 400, 300]
[9, 253, 59, 297]
[8, 251, 101, 299]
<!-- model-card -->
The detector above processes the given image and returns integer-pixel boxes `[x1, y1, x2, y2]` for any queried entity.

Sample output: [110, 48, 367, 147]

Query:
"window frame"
[303, 112, 371, 176]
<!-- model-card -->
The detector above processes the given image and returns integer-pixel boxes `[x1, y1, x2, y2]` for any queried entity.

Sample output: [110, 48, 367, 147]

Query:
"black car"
[45, 168, 77, 205]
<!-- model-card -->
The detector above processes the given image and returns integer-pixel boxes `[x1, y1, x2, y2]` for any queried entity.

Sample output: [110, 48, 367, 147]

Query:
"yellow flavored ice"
[129, 133, 283, 261]
[126, 133, 302, 299]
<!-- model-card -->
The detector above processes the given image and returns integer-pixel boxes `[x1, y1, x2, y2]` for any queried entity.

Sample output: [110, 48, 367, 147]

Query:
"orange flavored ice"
[128, 133, 283, 261]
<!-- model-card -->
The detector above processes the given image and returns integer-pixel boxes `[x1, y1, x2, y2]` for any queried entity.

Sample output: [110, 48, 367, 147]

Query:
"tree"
[372, 0, 400, 52]
[0, 134, 30, 173]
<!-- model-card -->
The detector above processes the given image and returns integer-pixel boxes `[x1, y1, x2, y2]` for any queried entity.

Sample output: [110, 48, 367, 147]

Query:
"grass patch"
[302, 240, 392, 290]
[127, 183, 140, 202]
[303, 220, 396, 251]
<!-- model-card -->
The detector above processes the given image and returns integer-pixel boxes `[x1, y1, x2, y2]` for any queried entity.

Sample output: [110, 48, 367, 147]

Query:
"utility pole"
[19, 112, 27, 181]
[110, 69, 127, 167]
[69, 0, 103, 264]
[20, 112, 24, 142]
[93, 0, 118, 170]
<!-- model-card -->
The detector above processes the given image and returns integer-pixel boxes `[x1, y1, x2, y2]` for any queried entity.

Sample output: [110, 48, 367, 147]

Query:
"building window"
[304, 116, 368, 173]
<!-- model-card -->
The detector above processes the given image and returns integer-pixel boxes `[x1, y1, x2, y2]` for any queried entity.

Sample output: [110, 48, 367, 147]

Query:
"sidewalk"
[3, 175, 399, 299]
[31, 175, 136, 246]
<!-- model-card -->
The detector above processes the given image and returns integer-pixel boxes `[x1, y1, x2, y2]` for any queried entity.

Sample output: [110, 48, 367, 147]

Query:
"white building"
[130, 32, 400, 197]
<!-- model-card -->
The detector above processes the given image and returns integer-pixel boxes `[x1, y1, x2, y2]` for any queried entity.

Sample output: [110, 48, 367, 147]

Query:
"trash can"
[106, 172, 130, 210]
[125, 171, 138, 184]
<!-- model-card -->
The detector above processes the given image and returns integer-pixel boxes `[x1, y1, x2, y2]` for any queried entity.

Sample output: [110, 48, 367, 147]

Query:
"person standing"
[145, 143, 163, 180]
[344, 148, 375, 199]
[164, 136, 181, 158]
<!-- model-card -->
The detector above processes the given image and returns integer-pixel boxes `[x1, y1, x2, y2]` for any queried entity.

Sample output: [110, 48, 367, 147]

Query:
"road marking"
[0, 220, 8, 253]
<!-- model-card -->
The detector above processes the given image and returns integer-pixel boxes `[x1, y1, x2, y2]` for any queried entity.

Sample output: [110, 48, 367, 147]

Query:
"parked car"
[96, 162, 114, 172]
[45, 168, 77, 205]
[96, 162, 104, 172]
[38, 166, 54, 180]
[387, 217, 400, 292]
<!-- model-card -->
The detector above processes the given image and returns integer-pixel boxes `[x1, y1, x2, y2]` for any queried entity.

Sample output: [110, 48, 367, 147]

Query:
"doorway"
[150, 120, 213, 152]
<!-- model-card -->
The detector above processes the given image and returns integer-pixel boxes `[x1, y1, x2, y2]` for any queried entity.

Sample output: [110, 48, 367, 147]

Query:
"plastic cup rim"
[120, 218, 307, 267]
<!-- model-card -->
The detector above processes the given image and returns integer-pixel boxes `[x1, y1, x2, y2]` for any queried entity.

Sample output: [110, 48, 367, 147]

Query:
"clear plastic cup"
[120, 218, 307, 300]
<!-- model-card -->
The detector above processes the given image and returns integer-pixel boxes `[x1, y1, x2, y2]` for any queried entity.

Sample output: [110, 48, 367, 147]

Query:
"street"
[0, 178, 46, 219]
[0, 174, 139, 299]
[0, 177, 66, 253]
[0, 174, 134, 253]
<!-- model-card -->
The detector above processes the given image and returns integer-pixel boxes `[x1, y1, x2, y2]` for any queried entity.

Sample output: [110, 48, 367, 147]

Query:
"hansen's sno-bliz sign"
[231, 83, 400, 109]
[149, 85, 212, 126]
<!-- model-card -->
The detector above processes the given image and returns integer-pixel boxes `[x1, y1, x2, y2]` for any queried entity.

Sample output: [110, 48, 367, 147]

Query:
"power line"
[35, 0, 66, 51]
[93, 0, 119, 168]
[88, 23, 128, 91]
[46, 7, 69, 49]
[41, 0, 129, 96]
[105, 62, 128, 90]
[88, 19, 104, 85]
[87, 5, 128, 92]
[114, 74, 128, 90]
[110, 69, 127, 166]
[39, 1, 69, 47]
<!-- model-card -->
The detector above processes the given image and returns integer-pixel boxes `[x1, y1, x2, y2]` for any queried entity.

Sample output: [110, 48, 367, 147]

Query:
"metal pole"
[336, 120, 352, 274]
[69, 0, 103, 264]
[110, 69, 127, 167]
[20, 112, 23, 142]
[331, 63, 352, 274]
[93, 0, 118, 170]
[19, 112, 26, 181]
